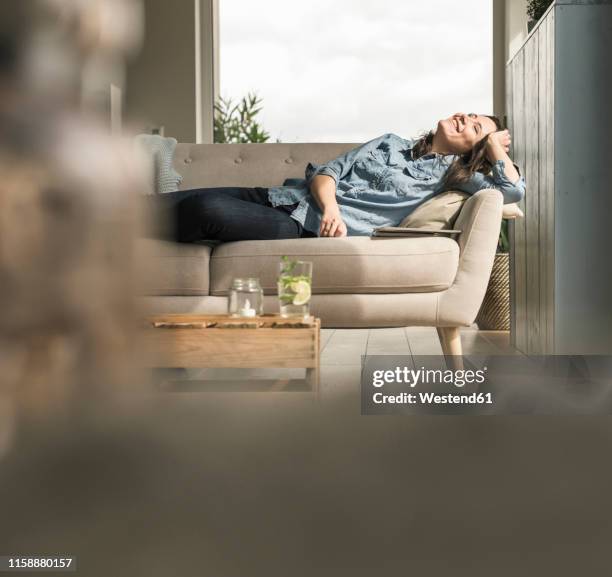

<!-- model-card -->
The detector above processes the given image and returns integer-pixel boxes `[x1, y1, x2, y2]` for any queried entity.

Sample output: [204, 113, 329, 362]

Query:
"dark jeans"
[142, 187, 315, 242]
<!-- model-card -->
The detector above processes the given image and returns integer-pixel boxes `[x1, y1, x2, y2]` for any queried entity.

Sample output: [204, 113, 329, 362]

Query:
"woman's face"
[435, 112, 498, 154]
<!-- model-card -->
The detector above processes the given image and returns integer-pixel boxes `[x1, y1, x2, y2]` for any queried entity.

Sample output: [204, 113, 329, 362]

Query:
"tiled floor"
[168, 327, 519, 396]
[322, 326, 517, 360]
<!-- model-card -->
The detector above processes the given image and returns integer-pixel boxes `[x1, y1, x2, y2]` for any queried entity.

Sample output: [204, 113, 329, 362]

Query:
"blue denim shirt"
[267, 133, 526, 236]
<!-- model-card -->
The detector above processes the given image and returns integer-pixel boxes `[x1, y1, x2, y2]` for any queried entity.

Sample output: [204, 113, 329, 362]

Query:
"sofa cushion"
[135, 135, 183, 194]
[137, 238, 211, 296]
[210, 236, 459, 295]
[399, 190, 469, 230]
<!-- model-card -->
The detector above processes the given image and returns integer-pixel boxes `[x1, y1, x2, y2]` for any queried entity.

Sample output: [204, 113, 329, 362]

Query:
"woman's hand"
[319, 207, 347, 237]
[487, 129, 511, 153]
[309, 174, 347, 237]
[485, 128, 521, 185]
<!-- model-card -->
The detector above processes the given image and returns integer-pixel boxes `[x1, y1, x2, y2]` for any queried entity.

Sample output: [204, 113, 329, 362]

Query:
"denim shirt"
[267, 133, 526, 237]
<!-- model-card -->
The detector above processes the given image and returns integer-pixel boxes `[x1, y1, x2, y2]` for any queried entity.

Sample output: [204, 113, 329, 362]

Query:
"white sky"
[219, 0, 493, 142]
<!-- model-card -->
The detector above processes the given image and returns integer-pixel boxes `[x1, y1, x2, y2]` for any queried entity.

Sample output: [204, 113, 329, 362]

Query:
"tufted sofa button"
[285, 157, 294, 164]
[184, 157, 192, 164]
[234, 157, 243, 164]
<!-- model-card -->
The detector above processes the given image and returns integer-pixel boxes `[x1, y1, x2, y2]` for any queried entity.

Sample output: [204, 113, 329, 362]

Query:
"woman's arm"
[455, 130, 526, 204]
[485, 130, 520, 183]
[305, 134, 399, 237]
[310, 174, 347, 237]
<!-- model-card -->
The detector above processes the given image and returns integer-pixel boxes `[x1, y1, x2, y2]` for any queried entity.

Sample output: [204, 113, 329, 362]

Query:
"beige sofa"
[140, 143, 505, 355]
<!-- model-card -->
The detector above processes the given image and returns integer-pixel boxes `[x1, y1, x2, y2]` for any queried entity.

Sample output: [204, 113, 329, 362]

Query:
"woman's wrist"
[322, 203, 340, 214]
[486, 139, 505, 157]
[486, 141, 520, 183]
[310, 175, 339, 212]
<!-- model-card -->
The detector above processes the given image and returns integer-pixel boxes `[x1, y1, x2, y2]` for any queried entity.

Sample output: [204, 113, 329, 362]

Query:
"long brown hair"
[411, 115, 503, 191]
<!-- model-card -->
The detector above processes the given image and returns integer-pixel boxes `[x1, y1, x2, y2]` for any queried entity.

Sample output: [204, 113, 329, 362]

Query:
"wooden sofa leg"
[437, 327, 463, 369]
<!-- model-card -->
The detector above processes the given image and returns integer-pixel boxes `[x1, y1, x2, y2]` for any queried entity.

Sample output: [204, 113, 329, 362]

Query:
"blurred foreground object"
[0, 0, 147, 458]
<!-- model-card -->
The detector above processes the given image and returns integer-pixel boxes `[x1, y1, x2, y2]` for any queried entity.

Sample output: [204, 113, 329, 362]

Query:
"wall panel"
[524, 33, 541, 353]
[510, 49, 527, 352]
[508, 1, 611, 354]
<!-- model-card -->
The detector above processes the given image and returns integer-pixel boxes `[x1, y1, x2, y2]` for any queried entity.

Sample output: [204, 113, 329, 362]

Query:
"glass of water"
[278, 258, 313, 318]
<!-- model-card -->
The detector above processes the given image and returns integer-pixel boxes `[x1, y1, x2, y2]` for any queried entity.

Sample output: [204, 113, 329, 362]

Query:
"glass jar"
[228, 278, 264, 317]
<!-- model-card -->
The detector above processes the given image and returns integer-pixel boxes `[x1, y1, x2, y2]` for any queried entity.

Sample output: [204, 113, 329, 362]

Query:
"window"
[220, 0, 492, 142]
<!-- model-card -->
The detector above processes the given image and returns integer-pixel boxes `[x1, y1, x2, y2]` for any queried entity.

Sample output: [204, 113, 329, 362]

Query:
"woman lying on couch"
[147, 112, 525, 242]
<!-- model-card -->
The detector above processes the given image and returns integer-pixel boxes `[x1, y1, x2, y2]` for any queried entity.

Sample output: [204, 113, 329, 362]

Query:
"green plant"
[498, 219, 510, 253]
[213, 92, 270, 143]
[279, 255, 298, 277]
[527, 0, 553, 26]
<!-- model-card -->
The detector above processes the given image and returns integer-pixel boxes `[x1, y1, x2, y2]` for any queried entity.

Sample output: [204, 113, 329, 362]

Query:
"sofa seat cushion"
[210, 236, 459, 295]
[137, 238, 212, 296]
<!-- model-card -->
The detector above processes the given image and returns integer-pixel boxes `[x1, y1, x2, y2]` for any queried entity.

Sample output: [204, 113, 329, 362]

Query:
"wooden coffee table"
[143, 314, 320, 393]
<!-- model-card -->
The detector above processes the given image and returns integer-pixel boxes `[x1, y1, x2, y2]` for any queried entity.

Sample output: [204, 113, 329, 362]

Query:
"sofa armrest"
[503, 203, 524, 219]
[436, 189, 503, 326]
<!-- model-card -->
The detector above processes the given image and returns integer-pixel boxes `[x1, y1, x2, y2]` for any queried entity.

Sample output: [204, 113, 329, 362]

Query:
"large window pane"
[220, 0, 492, 142]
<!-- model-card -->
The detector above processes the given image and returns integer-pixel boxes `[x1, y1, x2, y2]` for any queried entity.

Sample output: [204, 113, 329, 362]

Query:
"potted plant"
[527, 0, 553, 31]
[213, 92, 271, 143]
[475, 220, 510, 330]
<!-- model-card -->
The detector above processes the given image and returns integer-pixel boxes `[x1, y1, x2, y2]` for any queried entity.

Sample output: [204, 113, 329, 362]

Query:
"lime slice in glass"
[291, 280, 311, 305]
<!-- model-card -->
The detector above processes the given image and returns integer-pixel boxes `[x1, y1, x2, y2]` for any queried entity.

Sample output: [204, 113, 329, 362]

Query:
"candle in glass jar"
[228, 278, 264, 317]
[239, 298, 257, 317]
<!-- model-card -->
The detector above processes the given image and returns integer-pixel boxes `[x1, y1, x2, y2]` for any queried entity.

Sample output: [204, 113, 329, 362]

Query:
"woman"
[148, 112, 525, 242]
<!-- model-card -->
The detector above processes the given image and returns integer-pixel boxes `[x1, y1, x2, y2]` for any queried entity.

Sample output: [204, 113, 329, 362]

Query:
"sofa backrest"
[174, 143, 358, 190]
